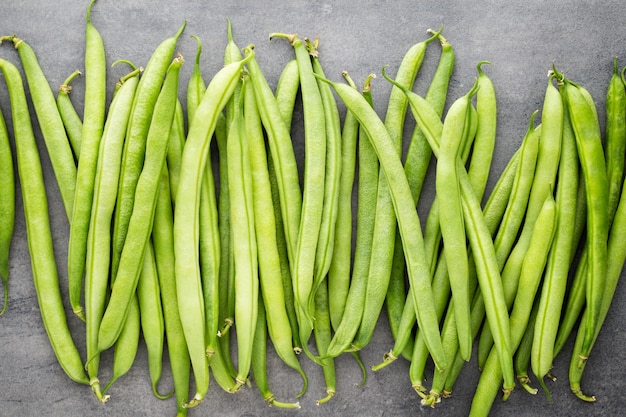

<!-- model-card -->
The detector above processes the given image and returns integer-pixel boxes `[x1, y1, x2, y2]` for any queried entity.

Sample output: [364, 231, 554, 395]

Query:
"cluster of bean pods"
[1, 1, 625, 416]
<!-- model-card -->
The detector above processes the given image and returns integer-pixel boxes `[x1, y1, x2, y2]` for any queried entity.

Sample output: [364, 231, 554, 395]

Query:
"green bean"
[317, 75, 447, 370]
[554, 63, 623, 360]
[244, 79, 307, 395]
[469, 61, 498, 201]
[268, 155, 301, 352]
[274, 59, 300, 129]
[166, 100, 185, 203]
[307, 38, 342, 326]
[174, 52, 251, 407]
[384, 72, 513, 391]
[199, 139, 220, 365]
[227, 78, 259, 391]
[101, 295, 140, 396]
[111, 21, 185, 279]
[272, 58, 302, 351]
[67, 0, 107, 322]
[56, 69, 83, 161]
[187, 39, 221, 362]
[0, 104, 14, 316]
[515, 299, 540, 396]
[187, 35, 206, 127]
[421, 257, 478, 407]
[605, 57, 626, 225]
[569, 163, 626, 401]
[152, 165, 191, 416]
[97, 55, 183, 353]
[174, 55, 253, 407]
[562, 76, 609, 364]
[469, 194, 556, 416]
[137, 241, 169, 399]
[386, 33, 454, 358]
[244, 46, 301, 265]
[82, 65, 141, 402]
[215, 112, 237, 369]
[496, 75, 562, 310]
[0, 36, 76, 220]
[224, 19, 243, 132]
[327, 71, 359, 330]
[437, 81, 478, 361]
[271, 34, 326, 343]
[439, 150, 523, 396]
[479, 76, 562, 368]
[351, 28, 440, 353]
[0, 57, 89, 387]
[475, 114, 540, 370]
[531, 83, 579, 389]
[324, 74, 379, 358]
[313, 279, 336, 405]
[252, 295, 301, 408]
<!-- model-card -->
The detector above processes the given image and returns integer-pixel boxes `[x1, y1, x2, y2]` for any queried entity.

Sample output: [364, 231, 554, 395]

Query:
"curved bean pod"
[174, 53, 252, 407]
[0, 35, 76, 220]
[82, 65, 141, 401]
[98, 56, 183, 354]
[244, 80, 307, 396]
[68, 0, 107, 321]
[0, 57, 89, 387]
[317, 75, 447, 370]
[56, 69, 83, 161]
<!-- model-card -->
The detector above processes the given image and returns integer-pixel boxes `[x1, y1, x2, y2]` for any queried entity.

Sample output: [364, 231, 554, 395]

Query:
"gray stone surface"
[1, 1, 626, 416]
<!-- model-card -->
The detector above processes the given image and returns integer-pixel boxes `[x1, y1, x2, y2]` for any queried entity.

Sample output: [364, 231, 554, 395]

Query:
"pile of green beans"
[2, 2, 626, 416]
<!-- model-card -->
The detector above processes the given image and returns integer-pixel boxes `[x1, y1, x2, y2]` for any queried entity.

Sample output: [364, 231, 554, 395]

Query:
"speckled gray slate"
[1, 1, 626, 416]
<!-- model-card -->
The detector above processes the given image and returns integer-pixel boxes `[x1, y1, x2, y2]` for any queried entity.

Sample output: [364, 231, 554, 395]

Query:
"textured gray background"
[1, 1, 626, 416]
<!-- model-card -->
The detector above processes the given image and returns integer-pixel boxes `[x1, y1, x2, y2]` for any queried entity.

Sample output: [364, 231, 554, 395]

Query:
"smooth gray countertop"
[2, 1, 626, 416]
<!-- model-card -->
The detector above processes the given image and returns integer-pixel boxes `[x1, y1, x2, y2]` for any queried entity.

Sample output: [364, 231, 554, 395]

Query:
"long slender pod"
[307, 38, 342, 327]
[97, 56, 183, 353]
[318, 76, 447, 370]
[324, 74, 379, 358]
[352, 28, 440, 352]
[111, 21, 186, 278]
[327, 70, 358, 330]
[244, 78, 307, 396]
[174, 54, 252, 406]
[0, 36, 77, 220]
[0, 57, 89, 387]
[270, 33, 326, 346]
[562, 76, 609, 364]
[569, 159, 626, 401]
[68, 0, 107, 321]
[82, 66, 141, 401]
[469, 195, 556, 416]
[382, 72, 513, 391]
[0, 102, 14, 316]
[153, 166, 191, 417]
[243, 46, 301, 266]
[137, 241, 168, 399]
[531, 81, 579, 389]
[227, 78, 259, 391]
[252, 295, 301, 408]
